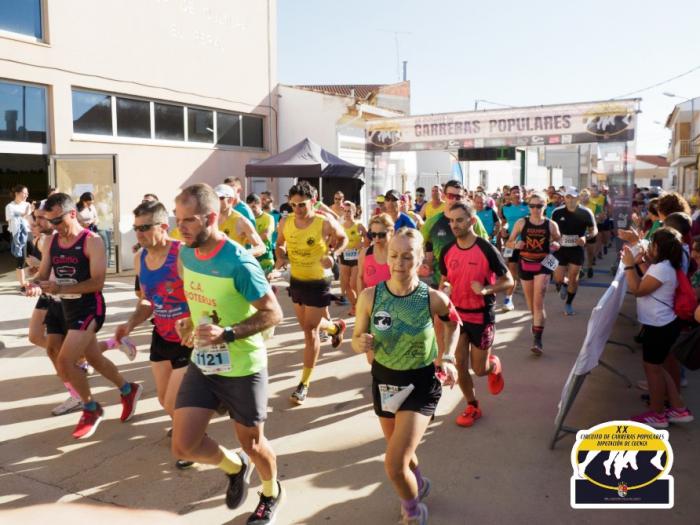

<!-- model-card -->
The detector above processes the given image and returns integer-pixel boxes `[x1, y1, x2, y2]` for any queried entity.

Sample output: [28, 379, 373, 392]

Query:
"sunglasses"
[445, 193, 463, 201]
[48, 212, 69, 225]
[133, 223, 157, 232]
[368, 231, 388, 239]
[290, 201, 309, 208]
[529, 204, 544, 209]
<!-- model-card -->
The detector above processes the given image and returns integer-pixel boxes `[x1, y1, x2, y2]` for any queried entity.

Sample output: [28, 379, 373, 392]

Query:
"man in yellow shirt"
[421, 184, 445, 220]
[214, 184, 265, 258]
[275, 181, 348, 405]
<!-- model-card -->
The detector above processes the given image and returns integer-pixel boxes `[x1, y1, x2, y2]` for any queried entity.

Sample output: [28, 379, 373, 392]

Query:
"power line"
[612, 64, 700, 99]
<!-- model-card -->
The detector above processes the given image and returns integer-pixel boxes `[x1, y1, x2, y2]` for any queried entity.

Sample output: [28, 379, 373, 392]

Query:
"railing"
[675, 139, 696, 159]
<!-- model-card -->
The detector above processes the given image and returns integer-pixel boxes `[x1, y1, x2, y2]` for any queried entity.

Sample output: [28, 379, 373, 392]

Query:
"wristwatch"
[222, 326, 236, 343]
[441, 354, 456, 364]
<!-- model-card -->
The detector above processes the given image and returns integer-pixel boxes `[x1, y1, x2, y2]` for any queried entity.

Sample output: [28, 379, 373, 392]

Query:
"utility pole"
[378, 30, 412, 81]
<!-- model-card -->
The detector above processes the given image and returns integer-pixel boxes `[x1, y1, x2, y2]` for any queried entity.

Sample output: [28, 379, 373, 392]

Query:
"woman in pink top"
[357, 213, 394, 293]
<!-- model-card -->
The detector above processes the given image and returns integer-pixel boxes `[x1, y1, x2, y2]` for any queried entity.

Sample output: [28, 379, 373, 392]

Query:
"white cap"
[213, 184, 235, 198]
[565, 186, 579, 198]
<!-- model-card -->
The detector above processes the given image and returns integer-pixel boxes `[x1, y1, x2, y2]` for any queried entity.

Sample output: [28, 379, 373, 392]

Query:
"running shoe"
[487, 355, 504, 395]
[401, 502, 428, 525]
[225, 450, 252, 509]
[564, 303, 575, 316]
[51, 396, 82, 416]
[559, 284, 568, 301]
[290, 383, 308, 405]
[530, 339, 543, 356]
[499, 300, 514, 312]
[72, 403, 104, 439]
[319, 331, 330, 343]
[247, 482, 284, 524]
[335, 296, 350, 306]
[665, 407, 694, 424]
[418, 477, 431, 501]
[175, 459, 195, 470]
[120, 382, 143, 422]
[587, 267, 594, 279]
[455, 404, 482, 427]
[631, 410, 669, 429]
[120, 336, 138, 361]
[331, 319, 346, 348]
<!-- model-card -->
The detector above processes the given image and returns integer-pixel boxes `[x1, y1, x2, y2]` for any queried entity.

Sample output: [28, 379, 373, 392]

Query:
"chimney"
[402, 61, 408, 81]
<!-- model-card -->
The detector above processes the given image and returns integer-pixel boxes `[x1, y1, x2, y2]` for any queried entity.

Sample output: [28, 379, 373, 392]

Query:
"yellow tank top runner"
[284, 215, 328, 281]
[424, 201, 445, 220]
[220, 211, 247, 246]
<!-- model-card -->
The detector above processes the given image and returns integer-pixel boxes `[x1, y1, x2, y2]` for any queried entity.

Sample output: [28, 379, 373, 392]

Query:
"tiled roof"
[636, 155, 669, 167]
[291, 84, 386, 99]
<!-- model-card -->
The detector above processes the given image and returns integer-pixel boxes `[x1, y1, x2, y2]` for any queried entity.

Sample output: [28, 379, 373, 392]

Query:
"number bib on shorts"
[343, 248, 359, 261]
[378, 383, 415, 413]
[193, 347, 232, 375]
[503, 247, 514, 258]
[560, 234, 580, 248]
[541, 254, 559, 271]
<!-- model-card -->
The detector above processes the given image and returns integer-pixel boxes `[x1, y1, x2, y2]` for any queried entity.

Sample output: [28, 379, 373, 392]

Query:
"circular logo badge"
[373, 310, 392, 331]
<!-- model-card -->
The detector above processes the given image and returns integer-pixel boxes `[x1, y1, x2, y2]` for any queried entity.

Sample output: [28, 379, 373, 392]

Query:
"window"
[154, 102, 184, 141]
[116, 97, 150, 138]
[187, 108, 213, 143]
[0, 0, 42, 39]
[242, 115, 264, 148]
[0, 81, 46, 143]
[72, 90, 112, 135]
[217, 112, 240, 146]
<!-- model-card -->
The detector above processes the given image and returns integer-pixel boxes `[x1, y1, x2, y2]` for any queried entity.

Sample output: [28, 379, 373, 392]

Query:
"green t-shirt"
[370, 281, 437, 370]
[645, 220, 663, 241]
[422, 211, 489, 284]
[180, 239, 270, 377]
[254, 211, 275, 273]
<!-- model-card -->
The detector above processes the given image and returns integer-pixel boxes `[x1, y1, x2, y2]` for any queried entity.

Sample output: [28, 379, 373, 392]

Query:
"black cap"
[385, 189, 401, 201]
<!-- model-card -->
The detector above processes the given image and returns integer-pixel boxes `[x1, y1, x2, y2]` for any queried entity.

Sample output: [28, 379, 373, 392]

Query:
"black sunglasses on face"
[133, 224, 156, 232]
[48, 213, 69, 225]
[529, 204, 544, 209]
[369, 231, 388, 239]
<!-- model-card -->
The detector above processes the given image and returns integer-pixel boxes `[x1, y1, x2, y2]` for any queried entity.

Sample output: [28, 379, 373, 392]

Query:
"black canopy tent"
[245, 138, 364, 204]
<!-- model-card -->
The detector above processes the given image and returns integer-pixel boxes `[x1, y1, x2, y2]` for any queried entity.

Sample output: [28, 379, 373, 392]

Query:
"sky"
[278, 0, 700, 155]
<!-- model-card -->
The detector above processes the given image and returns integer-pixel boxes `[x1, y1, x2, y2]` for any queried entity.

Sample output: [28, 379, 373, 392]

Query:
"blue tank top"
[477, 208, 497, 238]
[502, 203, 529, 230]
[139, 241, 189, 342]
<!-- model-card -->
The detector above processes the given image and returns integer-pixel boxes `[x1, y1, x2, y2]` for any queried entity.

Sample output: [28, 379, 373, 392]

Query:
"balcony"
[669, 139, 697, 165]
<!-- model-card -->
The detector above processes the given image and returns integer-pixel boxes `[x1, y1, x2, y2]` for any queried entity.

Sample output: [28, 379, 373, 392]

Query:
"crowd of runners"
[9, 177, 699, 524]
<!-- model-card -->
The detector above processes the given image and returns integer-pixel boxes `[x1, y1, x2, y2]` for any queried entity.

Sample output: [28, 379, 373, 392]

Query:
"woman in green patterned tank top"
[352, 227, 460, 524]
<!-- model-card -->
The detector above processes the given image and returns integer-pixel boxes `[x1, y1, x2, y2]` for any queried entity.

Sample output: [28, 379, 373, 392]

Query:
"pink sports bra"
[363, 245, 391, 287]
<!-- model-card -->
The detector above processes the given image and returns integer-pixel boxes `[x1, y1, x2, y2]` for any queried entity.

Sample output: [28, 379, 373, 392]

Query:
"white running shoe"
[120, 336, 138, 361]
[52, 396, 83, 416]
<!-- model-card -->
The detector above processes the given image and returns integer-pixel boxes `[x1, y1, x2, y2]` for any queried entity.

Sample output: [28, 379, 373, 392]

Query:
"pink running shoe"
[665, 407, 694, 424]
[631, 410, 668, 429]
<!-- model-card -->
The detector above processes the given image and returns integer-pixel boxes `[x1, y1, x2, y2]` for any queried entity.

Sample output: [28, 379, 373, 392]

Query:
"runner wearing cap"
[214, 184, 266, 258]
[223, 177, 257, 224]
[420, 185, 445, 221]
[498, 186, 530, 311]
[275, 181, 348, 404]
[545, 190, 563, 219]
[506, 192, 561, 355]
[551, 188, 597, 316]
[384, 190, 417, 230]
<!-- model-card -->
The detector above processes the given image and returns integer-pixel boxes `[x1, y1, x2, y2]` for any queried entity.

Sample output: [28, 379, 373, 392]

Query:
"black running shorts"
[288, 276, 334, 308]
[175, 363, 268, 427]
[371, 361, 442, 419]
[555, 247, 585, 267]
[150, 328, 191, 369]
[460, 322, 495, 350]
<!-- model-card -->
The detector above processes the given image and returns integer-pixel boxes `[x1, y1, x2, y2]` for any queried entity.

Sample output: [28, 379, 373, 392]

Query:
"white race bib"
[541, 254, 559, 272]
[55, 278, 81, 299]
[378, 383, 415, 413]
[193, 347, 232, 375]
[343, 249, 359, 261]
[503, 247, 514, 258]
[560, 234, 580, 248]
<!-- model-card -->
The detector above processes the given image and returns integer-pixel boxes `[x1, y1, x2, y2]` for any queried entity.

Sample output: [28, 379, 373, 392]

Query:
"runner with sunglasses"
[26, 193, 141, 439]
[114, 200, 193, 469]
[331, 191, 345, 217]
[498, 186, 530, 312]
[275, 181, 348, 404]
[506, 192, 561, 355]
[384, 190, 417, 230]
[358, 214, 394, 293]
